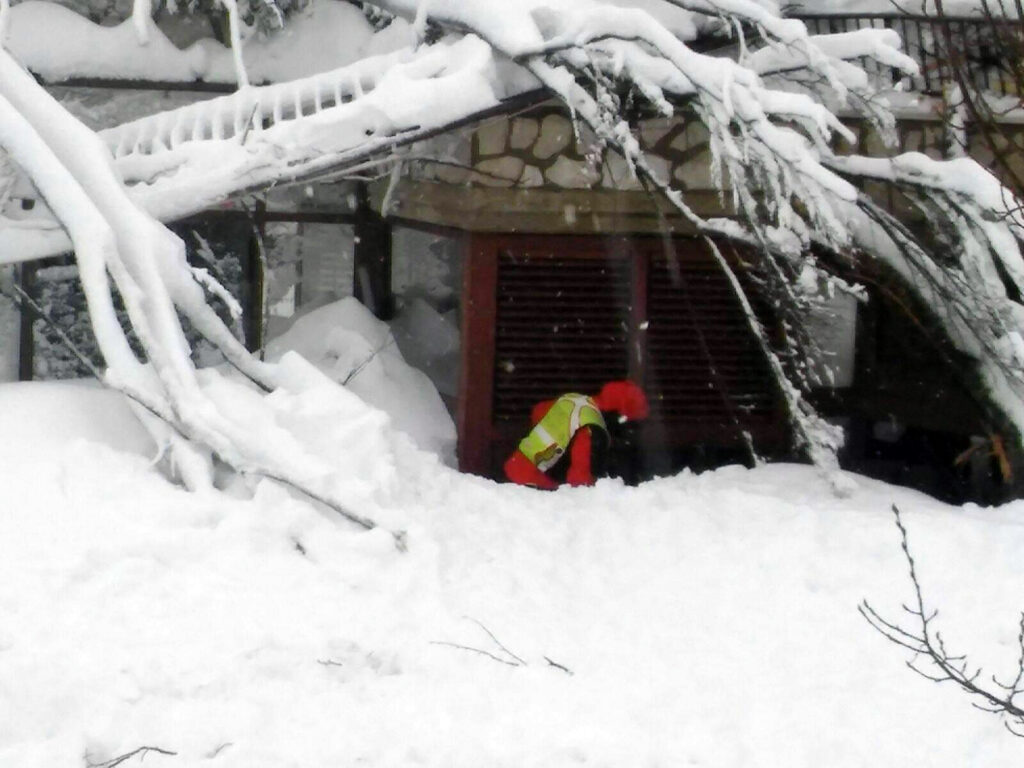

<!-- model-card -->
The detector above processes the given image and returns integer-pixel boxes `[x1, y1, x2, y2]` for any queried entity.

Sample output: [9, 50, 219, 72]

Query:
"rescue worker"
[504, 380, 649, 489]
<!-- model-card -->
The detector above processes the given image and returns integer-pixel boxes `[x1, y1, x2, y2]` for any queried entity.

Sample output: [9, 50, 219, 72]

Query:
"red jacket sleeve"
[531, 399, 555, 426]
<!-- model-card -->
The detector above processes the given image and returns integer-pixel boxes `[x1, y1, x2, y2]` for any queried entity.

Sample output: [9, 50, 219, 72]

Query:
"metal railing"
[792, 13, 1024, 96]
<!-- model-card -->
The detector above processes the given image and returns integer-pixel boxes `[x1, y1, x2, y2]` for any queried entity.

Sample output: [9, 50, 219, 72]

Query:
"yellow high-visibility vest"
[518, 394, 607, 472]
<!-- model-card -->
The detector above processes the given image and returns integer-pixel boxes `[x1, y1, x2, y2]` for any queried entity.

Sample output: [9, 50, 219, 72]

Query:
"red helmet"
[595, 380, 649, 421]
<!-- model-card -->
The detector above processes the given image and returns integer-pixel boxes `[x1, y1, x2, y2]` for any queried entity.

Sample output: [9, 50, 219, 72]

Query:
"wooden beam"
[16, 263, 35, 382]
[457, 233, 498, 476]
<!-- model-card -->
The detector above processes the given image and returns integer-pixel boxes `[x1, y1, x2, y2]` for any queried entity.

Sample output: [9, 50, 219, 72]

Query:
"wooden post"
[353, 183, 394, 320]
[457, 233, 498, 475]
[16, 263, 35, 381]
[246, 201, 267, 353]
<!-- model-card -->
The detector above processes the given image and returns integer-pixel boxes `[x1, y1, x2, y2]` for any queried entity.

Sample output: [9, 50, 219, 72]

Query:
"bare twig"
[204, 743, 232, 759]
[544, 656, 574, 675]
[861, 503, 1024, 735]
[431, 617, 560, 670]
[4, 280, 104, 378]
[341, 336, 395, 386]
[85, 746, 177, 768]
[429, 640, 523, 667]
[464, 616, 528, 666]
[239, 102, 260, 146]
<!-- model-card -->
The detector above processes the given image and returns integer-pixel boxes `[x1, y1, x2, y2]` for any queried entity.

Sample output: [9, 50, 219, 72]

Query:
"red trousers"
[504, 427, 596, 489]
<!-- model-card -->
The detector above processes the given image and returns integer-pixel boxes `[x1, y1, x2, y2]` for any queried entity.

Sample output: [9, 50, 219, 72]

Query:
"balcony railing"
[792, 13, 1024, 97]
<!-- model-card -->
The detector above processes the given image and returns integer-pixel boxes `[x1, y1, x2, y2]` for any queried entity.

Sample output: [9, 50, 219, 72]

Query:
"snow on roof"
[0, 0, 699, 86]
[3, 0, 411, 84]
[3, 0, 1004, 93]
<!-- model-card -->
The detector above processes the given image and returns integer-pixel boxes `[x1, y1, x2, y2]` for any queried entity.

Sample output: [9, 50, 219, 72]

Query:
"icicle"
[272, 91, 283, 124]
[169, 112, 184, 148]
[211, 106, 224, 141]
[190, 111, 204, 142]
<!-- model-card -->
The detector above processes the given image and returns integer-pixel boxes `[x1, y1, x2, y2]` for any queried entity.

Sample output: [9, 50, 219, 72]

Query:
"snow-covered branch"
[0, 47, 407, 540]
[4, 0, 1024, 478]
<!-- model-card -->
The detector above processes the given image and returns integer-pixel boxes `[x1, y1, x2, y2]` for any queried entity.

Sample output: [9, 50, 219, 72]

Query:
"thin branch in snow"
[431, 617, 532, 668]
[429, 640, 524, 667]
[204, 743, 233, 760]
[251, 467, 402, 545]
[341, 336, 395, 386]
[464, 616, 528, 666]
[85, 746, 177, 768]
[544, 656, 574, 675]
[861, 504, 1024, 735]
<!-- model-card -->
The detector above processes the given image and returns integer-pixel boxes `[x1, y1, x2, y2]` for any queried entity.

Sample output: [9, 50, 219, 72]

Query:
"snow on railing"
[95, 12, 1023, 166]
[0, 36, 508, 264]
[101, 53, 399, 160]
[792, 13, 1024, 97]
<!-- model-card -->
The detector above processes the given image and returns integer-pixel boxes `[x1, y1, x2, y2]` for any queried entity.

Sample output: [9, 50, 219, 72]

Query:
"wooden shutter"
[493, 245, 632, 424]
[645, 246, 779, 445]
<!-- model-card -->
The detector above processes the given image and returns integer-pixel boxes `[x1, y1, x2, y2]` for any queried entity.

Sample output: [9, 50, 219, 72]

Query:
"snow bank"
[0, 379, 155, 462]
[1, 372, 1023, 767]
[265, 297, 456, 462]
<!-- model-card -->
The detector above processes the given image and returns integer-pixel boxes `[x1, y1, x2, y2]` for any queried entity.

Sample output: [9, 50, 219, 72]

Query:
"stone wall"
[417, 107, 717, 194]
[388, 104, 1024, 234]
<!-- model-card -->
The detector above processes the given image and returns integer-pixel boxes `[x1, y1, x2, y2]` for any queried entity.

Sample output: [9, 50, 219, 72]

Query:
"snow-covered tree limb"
[0, 47, 403, 540]
[824, 153, 1024, 443]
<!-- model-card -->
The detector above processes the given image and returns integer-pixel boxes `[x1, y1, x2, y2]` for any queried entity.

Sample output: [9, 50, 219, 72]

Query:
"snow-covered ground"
[2, 308, 1024, 768]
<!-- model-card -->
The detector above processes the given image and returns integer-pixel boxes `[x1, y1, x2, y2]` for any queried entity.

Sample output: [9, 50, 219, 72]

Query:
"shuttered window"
[493, 248, 632, 423]
[645, 252, 777, 443]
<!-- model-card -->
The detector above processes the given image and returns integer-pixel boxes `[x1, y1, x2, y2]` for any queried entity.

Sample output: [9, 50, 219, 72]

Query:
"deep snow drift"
[2, 341, 1024, 766]
[265, 297, 457, 463]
